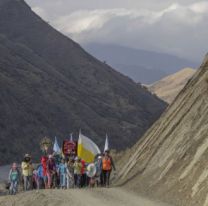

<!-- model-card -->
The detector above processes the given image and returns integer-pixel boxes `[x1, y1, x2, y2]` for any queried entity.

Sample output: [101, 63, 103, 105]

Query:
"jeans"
[47, 172, 55, 188]
[102, 170, 111, 186]
[74, 174, 81, 188]
[9, 180, 18, 195]
[66, 175, 74, 189]
[60, 173, 66, 188]
[23, 176, 31, 191]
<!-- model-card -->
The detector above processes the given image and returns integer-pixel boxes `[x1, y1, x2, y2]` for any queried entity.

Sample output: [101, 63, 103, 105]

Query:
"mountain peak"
[0, 0, 166, 163]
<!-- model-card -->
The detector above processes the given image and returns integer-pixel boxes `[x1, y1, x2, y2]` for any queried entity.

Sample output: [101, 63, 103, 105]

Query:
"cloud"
[28, 1, 208, 61]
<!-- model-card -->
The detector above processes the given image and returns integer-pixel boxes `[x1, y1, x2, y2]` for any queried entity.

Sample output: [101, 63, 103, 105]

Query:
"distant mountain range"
[148, 68, 196, 104]
[83, 43, 198, 84]
[0, 0, 167, 164]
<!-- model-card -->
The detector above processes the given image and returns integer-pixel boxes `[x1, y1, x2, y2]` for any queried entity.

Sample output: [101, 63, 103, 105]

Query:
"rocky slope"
[149, 68, 196, 103]
[0, 0, 167, 164]
[118, 55, 208, 206]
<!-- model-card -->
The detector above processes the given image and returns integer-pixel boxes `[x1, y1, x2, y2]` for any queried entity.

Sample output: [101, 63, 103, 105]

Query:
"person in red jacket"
[41, 156, 48, 189]
[46, 155, 56, 189]
[102, 150, 116, 187]
[81, 159, 87, 187]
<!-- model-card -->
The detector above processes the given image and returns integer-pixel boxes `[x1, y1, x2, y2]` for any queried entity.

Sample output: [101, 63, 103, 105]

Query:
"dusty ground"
[0, 188, 171, 206]
[0, 165, 171, 206]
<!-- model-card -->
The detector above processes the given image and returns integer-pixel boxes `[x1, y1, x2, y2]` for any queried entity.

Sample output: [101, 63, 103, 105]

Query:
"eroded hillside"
[118, 55, 208, 206]
[149, 68, 196, 104]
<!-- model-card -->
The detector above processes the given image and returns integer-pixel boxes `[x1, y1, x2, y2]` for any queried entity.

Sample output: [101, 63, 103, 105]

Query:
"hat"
[86, 163, 97, 178]
[24, 154, 31, 158]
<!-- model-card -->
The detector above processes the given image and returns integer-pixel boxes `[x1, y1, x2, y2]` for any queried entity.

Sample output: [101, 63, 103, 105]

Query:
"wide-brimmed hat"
[24, 154, 31, 158]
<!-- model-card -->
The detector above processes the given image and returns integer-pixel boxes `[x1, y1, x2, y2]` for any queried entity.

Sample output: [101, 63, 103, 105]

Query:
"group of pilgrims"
[7, 133, 116, 195]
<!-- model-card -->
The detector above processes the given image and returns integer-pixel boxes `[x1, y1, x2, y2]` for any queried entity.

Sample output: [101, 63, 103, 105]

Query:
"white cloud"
[27, 1, 208, 61]
[190, 1, 208, 13]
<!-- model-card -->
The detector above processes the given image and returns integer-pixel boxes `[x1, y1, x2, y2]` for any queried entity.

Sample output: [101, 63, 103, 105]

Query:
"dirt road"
[0, 188, 171, 206]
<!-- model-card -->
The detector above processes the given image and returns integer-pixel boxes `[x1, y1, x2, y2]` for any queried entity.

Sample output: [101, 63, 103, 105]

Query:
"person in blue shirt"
[58, 159, 67, 189]
[94, 156, 103, 186]
[35, 164, 44, 189]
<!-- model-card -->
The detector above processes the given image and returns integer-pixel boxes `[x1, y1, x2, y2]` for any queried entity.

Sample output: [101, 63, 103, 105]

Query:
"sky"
[25, 0, 208, 62]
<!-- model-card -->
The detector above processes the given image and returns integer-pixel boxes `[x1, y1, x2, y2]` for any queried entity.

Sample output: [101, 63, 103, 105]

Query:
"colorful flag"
[78, 132, 101, 163]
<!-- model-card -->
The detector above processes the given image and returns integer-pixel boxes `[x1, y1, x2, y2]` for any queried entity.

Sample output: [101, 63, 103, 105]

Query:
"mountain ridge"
[148, 67, 196, 103]
[83, 43, 198, 84]
[0, 0, 166, 164]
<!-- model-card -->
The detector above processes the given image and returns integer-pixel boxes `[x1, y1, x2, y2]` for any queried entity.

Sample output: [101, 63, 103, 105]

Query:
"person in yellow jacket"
[21, 154, 33, 191]
[73, 157, 82, 188]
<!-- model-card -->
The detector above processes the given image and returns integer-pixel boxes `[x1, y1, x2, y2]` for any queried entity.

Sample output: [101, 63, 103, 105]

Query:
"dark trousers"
[81, 174, 87, 187]
[102, 170, 111, 186]
[74, 174, 81, 187]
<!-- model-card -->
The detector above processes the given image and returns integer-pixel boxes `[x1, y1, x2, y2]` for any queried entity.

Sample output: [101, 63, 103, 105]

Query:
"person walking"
[58, 159, 67, 189]
[66, 158, 74, 189]
[41, 156, 48, 189]
[102, 150, 116, 187]
[21, 154, 33, 191]
[73, 157, 82, 188]
[8, 163, 20, 195]
[81, 159, 87, 187]
[35, 164, 44, 189]
[46, 155, 56, 189]
[95, 156, 103, 186]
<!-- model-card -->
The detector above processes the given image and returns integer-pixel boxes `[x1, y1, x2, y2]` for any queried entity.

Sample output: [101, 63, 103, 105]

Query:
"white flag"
[53, 136, 61, 153]
[104, 134, 109, 152]
[70, 133, 73, 141]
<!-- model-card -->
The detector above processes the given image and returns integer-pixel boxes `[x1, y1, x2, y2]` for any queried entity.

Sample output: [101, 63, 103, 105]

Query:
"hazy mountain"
[118, 55, 208, 206]
[148, 68, 196, 103]
[83, 43, 198, 84]
[0, 0, 167, 164]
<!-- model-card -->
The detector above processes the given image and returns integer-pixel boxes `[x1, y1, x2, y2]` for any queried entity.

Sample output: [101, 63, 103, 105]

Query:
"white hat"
[87, 163, 97, 178]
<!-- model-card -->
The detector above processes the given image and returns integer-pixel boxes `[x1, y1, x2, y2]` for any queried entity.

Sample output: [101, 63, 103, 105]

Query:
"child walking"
[8, 163, 20, 195]
[58, 159, 67, 189]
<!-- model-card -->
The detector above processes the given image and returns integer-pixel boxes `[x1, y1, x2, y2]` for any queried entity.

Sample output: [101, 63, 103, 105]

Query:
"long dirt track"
[0, 188, 170, 206]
